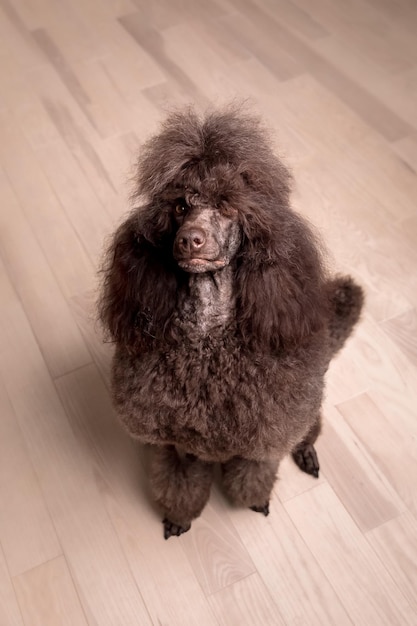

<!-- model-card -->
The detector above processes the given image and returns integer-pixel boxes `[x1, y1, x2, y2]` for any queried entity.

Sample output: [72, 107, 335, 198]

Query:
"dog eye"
[174, 201, 188, 216]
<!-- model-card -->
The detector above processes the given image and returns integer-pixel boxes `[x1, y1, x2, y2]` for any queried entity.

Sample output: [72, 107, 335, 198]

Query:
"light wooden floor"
[1, 0, 417, 624]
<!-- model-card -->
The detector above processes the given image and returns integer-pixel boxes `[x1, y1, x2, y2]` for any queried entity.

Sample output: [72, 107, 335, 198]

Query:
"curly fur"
[99, 106, 364, 538]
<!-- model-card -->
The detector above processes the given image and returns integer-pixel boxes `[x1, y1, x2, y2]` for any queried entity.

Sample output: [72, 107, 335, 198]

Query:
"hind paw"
[250, 502, 270, 516]
[162, 518, 191, 540]
[292, 444, 320, 478]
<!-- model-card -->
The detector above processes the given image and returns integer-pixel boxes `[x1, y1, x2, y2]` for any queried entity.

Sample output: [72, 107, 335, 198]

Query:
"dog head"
[132, 106, 293, 271]
[101, 106, 327, 351]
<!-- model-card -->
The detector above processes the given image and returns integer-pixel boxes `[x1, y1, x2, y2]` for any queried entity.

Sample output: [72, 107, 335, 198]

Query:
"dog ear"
[99, 212, 178, 350]
[235, 215, 326, 352]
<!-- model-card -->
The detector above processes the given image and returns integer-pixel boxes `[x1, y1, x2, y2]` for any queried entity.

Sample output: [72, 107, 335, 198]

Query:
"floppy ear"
[235, 212, 327, 352]
[99, 212, 179, 350]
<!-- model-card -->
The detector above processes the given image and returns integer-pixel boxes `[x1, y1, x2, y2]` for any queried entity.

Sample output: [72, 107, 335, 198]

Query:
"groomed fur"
[99, 106, 364, 537]
[100, 106, 327, 353]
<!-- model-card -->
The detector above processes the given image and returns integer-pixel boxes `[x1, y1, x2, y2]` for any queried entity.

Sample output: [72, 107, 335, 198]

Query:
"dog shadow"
[52, 338, 158, 519]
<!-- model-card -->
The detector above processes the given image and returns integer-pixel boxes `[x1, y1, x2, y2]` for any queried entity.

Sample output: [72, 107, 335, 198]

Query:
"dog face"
[171, 192, 242, 274]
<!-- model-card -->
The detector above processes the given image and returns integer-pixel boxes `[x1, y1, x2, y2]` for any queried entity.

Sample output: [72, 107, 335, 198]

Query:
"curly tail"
[326, 276, 364, 356]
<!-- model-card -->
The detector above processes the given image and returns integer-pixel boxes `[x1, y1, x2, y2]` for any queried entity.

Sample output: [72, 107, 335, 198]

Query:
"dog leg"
[292, 417, 321, 478]
[221, 457, 279, 515]
[149, 445, 213, 539]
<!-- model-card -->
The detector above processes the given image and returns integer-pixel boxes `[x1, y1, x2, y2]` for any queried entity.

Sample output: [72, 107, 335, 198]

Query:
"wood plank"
[0, 546, 24, 626]
[393, 135, 417, 171]
[69, 290, 113, 386]
[0, 168, 92, 378]
[69, 0, 137, 23]
[260, 0, 329, 40]
[120, 0, 183, 30]
[0, 0, 43, 69]
[0, 111, 94, 298]
[275, 454, 326, 503]
[194, 15, 251, 65]
[13, 557, 88, 626]
[98, 50, 165, 107]
[103, 493, 219, 626]
[311, 36, 417, 129]
[228, 0, 413, 140]
[218, 12, 303, 81]
[285, 483, 416, 625]
[316, 404, 405, 531]
[339, 320, 417, 432]
[208, 573, 286, 626]
[31, 28, 97, 129]
[328, 315, 417, 411]
[0, 0, 42, 30]
[29, 0, 108, 62]
[224, 490, 352, 625]
[337, 393, 417, 516]
[180, 501, 256, 595]
[367, 513, 417, 611]
[381, 308, 417, 367]
[73, 56, 157, 138]
[0, 379, 62, 577]
[41, 97, 118, 197]
[25, 59, 141, 198]
[30, 137, 113, 263]
[292, 0, 417, 73]
[118, 13, 208, 106]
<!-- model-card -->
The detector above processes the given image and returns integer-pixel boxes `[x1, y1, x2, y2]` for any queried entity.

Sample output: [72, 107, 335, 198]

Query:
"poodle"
[99, 106, 364, 539]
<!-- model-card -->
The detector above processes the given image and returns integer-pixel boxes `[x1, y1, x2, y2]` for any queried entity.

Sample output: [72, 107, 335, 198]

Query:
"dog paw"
[250, 502, 270, 516]
[292, 444, 320, 478]
[162, 518, 191, 540]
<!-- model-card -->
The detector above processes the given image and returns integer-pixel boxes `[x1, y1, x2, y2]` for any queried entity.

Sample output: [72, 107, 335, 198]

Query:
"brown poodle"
[99, 106, 364, 539]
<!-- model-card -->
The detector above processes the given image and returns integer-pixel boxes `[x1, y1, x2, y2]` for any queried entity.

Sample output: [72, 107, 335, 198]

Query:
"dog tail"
[326, 276, 364, 356]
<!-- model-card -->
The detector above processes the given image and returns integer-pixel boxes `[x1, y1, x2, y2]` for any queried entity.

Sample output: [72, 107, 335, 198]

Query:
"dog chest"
[175, 269, 235, 338]
[112, 337, 324, 461]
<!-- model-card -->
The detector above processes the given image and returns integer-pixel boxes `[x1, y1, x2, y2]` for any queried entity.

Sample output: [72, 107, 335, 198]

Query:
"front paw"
[162, 518, 191, 540]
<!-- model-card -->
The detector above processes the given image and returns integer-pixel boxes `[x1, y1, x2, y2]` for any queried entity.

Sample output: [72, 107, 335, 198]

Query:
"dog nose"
[177, 228, 206, 254]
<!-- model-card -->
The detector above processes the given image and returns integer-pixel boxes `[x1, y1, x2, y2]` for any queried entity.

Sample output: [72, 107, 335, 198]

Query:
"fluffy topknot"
[133, 105, 292, 205]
